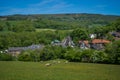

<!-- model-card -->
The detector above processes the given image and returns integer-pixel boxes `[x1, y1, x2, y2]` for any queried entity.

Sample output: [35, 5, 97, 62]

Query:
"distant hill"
[0, 13, 120, 30]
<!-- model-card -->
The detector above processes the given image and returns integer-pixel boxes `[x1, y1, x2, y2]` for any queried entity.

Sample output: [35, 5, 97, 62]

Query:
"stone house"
[79, 39, 110, 50]
[8, 44, 44, 56]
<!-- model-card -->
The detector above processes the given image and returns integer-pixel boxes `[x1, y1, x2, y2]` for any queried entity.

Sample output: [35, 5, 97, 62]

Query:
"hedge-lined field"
[0, 60, 120, 80]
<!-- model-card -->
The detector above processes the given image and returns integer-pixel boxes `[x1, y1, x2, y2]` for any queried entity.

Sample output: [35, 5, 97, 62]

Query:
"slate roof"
[8, 44, 44, 52]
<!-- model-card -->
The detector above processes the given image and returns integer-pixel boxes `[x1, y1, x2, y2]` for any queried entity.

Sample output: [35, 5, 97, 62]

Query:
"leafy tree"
[0, 25, 4, 31]
[105, 40, 120, 64]
[71, 28, 89, 43]
[112, 18, 120, 31]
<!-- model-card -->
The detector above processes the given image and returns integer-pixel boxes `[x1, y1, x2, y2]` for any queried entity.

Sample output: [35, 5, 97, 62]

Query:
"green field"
[0, 60, 120, 80]
[36, 28, 73, 32]
[36, 29, 56, 32]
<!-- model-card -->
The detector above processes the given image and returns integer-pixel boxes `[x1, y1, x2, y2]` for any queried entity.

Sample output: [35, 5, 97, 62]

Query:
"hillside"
[0, 13, 120, 64]
[0, 13, 120, 30]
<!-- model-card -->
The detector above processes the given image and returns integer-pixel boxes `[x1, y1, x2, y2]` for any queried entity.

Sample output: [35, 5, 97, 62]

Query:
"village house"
[79, 39, 110, 50]
[8, 44, 44, 56]
[90, 39, 110, 50]
[51, 36, 75, 47]
[62, 36, 75, 47]
[79, 40, 90, 49]
[110, 31, 120, 40]
[51, 40, 61, 46]
[89, 34, 96, 39]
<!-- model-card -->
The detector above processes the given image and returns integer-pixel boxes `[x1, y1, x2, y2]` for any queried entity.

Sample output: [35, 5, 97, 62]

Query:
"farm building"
[8, 44, 44, 56]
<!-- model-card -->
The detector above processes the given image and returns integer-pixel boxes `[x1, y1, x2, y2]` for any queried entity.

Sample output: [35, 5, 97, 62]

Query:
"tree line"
[0, 30, 70, 50]
[0, 13, 119, 30]
[0, 42, 120, 64]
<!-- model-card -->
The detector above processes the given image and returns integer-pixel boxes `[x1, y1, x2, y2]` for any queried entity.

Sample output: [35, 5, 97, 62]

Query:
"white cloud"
[29, 0, 56, 7]
[96, 5, 107, 8]
[51, 2, 73, 9]
[0, 0, 73, 15]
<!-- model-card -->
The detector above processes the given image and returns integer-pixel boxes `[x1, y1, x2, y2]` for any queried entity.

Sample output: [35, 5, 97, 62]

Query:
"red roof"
[83, 40, 89, 44]
[79, 39, 110, 44]
[79, 40, 89, 44]
[79, 40, 89, 46]
[92, 39, 110, 44]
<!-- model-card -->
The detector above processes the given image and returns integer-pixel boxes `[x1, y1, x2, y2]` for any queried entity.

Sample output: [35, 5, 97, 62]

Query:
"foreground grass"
[0, 60, 120, 80]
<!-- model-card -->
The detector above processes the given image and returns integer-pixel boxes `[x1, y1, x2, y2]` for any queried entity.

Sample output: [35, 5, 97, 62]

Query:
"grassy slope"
[0, 61, 120, 80]
[36, 28, 73, 32]
[36, 29, 56, 32]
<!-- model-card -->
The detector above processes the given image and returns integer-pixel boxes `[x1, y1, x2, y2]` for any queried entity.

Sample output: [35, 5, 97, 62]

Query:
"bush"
[40, 46, 66, 61]
[64, 49, 109, 63]
[90, 51, 108, 63]
[64, 48, 82, 62]
[18, 50, 40, 62]
[81, 49, 94, 62]
[0, 53, 13, 61]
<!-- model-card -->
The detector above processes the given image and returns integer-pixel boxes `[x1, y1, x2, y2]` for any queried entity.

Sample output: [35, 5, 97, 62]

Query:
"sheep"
[52, 60, 61, 64]
[45, 63, 51, 67]
[57, 61, 61, 63]
[52, 60, 57, 64]
[65, 61, 68, 64]
[40, 61, 43, 63]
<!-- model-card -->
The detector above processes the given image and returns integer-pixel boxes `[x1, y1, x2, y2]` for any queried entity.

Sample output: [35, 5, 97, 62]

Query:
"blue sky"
[0, 0, 120, 16]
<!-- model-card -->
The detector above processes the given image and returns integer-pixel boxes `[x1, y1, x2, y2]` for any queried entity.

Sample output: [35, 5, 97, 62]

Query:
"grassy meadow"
[36, 28, 73, 32]
[36, 29, 56, 32]
[0, 60, 120, 80]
